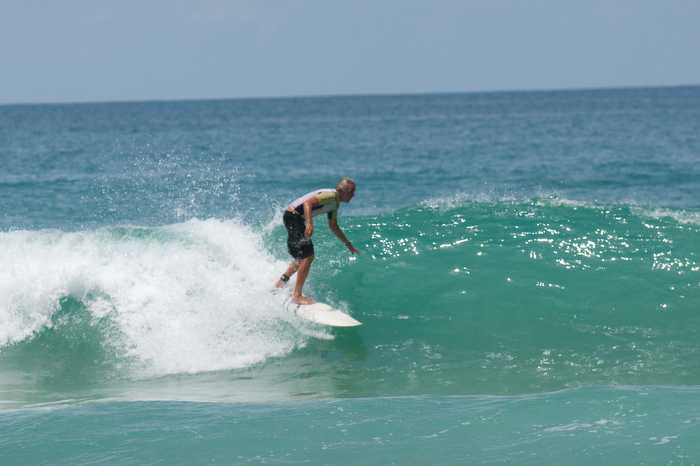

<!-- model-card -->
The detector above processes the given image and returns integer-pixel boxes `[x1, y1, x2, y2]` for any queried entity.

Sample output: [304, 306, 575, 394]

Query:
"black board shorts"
[283, 211, 314, 259]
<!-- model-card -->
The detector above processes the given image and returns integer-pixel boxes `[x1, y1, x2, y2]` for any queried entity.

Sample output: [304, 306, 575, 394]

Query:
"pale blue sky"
[2, 0, 699, 104]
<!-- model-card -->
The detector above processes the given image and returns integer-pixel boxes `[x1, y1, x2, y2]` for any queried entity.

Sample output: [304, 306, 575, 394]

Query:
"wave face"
[302, 197, 700, 396]
[3, 198, 697, 402]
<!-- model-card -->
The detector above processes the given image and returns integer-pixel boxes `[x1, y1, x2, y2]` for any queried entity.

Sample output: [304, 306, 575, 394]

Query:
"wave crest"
[0, 219, 306, 376]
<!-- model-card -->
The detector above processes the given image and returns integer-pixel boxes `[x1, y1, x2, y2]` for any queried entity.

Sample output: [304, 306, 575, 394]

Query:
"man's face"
[340, 185, 355, 202]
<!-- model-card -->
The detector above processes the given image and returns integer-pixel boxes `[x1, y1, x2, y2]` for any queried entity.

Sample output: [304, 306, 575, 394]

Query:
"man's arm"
[303, 198, 317, 238]
[329, 217, 359, 254]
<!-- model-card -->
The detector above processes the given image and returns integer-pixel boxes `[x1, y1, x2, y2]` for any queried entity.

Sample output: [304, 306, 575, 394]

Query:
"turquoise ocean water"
[1, 87, 699, 465]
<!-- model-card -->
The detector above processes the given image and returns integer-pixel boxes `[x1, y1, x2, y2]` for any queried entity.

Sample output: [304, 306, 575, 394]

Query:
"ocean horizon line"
[1, 82, 698, 108]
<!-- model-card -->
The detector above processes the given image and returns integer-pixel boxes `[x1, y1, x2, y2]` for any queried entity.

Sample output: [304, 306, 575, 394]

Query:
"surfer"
[276, 177, 359, 304]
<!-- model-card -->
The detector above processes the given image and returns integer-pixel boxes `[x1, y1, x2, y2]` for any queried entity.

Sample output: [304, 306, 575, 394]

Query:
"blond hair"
[336, 177, 356, 192]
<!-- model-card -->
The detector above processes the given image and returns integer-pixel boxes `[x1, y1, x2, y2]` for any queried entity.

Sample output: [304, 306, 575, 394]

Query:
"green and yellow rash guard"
[288, 189, 340, 221]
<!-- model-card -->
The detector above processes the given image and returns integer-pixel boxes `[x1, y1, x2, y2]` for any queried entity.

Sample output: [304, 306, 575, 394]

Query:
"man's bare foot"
[275, 280, 286, 288]
[292, 295, 316, 305]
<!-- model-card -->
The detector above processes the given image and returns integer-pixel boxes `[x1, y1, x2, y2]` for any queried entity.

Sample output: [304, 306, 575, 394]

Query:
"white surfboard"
[286, 301, 362, 327]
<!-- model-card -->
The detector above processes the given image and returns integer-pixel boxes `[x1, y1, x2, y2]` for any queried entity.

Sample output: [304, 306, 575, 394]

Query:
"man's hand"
[304, 223, 314, 238]
[329, 217, 357, 254]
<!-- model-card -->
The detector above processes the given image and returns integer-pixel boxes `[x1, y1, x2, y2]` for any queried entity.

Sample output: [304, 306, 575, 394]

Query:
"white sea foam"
[419, 191, 591, 211]
[420, 192, 520, 210]
[0, 218, 319, 376]
[634, 207, 700, 225]
[421, 191, 700, 227]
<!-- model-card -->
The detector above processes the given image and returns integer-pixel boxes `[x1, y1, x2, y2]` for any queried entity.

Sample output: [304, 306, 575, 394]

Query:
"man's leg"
[275, 261, 300, 288]
[292, 256, 315, 304]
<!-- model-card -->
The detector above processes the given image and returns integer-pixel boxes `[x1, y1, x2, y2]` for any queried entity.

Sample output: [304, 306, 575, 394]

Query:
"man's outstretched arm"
[329, 217, 359, 254]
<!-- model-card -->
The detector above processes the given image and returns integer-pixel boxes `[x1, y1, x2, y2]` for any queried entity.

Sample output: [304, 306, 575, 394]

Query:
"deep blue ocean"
[1, 87, 700, 465]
